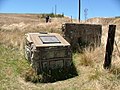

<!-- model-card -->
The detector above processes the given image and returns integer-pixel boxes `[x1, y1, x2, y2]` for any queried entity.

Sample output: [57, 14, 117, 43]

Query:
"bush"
[41, 13, 64, 18]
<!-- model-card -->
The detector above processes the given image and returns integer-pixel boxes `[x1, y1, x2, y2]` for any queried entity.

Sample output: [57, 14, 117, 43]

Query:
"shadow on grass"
[24, 63, 78, 83]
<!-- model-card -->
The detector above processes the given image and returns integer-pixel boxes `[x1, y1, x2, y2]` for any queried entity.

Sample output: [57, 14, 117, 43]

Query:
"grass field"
[0, 14, 120, 90]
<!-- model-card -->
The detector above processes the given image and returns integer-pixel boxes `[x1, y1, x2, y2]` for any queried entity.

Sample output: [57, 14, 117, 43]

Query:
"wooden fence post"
[103, 25, 116, 69]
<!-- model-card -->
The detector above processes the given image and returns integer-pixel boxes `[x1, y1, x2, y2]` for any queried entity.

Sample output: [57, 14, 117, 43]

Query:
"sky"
[0, 0, 120, 20]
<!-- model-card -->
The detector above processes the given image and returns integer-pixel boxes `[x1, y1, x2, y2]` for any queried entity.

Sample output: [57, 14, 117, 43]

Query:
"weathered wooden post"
[103, 25, 116, 69]
[78, 0, 81, 22]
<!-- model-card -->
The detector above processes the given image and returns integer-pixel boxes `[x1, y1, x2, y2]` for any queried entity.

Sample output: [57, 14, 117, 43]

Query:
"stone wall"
[62, 23, 102, 51]
[31, 46, 72, 74]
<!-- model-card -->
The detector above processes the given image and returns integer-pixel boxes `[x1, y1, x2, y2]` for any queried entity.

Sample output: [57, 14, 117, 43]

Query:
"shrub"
[41, 13, 64, 18]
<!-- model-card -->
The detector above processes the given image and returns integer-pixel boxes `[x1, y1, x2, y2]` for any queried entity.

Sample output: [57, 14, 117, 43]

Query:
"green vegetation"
[41, 13, 64, 18]
[115, 16, 120, 18]
[0, 45, 28, 75]
[0, 44, 30, 90]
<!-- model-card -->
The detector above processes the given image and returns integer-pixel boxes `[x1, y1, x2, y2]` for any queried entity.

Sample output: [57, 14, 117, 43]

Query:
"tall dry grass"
[0, 14, 120, 90]
[0, 22, 65, 50]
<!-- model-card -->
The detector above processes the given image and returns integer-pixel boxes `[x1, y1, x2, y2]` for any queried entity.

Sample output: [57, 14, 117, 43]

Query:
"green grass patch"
[0, 44, 30, 89]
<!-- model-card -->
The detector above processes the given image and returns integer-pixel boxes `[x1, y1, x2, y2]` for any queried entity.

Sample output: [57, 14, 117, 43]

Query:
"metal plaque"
[39, 36, 61, 44]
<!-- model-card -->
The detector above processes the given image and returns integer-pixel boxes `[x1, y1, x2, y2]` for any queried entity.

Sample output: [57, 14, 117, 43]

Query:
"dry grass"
[0, 14, 120, 90]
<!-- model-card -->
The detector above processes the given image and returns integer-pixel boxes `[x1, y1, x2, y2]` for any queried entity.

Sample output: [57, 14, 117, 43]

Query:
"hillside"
[0, 14, 120, 90]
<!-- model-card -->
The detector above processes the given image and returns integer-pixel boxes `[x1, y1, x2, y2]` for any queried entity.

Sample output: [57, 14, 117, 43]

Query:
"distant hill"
[0, 13, 67, 26]
[86, 17, 120, 25]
